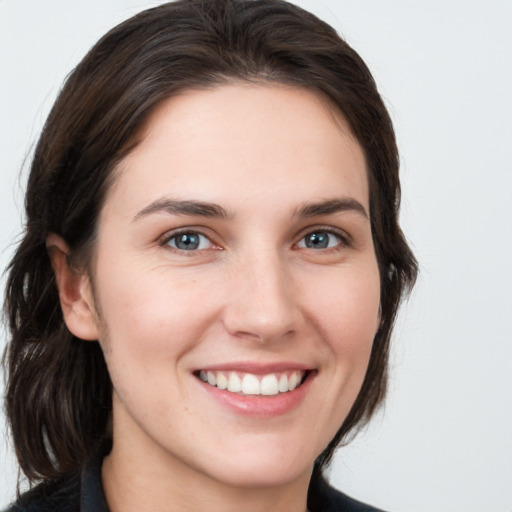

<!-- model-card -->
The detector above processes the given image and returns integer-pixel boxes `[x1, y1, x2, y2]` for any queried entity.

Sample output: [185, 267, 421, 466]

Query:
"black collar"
[80, 441, 110, 512]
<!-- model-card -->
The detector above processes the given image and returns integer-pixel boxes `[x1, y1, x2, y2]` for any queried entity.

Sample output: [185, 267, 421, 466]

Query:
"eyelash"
[295, 227, 351, 251]
[160, 230, 217, 252]
[159, 227, 351, 253]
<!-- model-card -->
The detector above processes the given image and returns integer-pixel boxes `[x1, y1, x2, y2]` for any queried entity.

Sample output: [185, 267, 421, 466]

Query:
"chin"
[213, 462, 312, 490]
[196, 440, 318, 489]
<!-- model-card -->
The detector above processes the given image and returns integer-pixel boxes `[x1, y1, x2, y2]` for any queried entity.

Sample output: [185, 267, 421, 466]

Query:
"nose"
[222, 250, 302, 343]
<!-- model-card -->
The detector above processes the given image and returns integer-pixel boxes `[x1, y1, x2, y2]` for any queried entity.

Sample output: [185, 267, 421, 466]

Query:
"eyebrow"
[133, 198, 229, 222]
[295, 198, 369, 220]
[132, 197, 368, 223]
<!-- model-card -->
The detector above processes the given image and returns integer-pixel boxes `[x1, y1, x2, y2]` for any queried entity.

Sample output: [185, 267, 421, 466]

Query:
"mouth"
[195, 369, 311, 396]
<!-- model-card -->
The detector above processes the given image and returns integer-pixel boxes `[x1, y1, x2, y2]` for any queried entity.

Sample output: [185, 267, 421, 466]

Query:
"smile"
[197, 370, 308, 396]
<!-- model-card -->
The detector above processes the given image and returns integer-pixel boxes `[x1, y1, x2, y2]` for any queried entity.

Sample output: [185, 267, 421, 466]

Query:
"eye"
[297, 230, 345, 250]
[165, 232, 213, 251]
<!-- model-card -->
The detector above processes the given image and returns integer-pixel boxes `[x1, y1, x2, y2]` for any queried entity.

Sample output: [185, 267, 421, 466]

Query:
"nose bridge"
[223, 245, 299, 342]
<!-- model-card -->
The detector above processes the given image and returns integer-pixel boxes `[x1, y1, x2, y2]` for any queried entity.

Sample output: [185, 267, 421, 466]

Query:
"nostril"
[223, 305, 300, 344]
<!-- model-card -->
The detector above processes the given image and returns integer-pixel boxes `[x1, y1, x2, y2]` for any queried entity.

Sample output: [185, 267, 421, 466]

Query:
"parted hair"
[3, 0, 417, 486]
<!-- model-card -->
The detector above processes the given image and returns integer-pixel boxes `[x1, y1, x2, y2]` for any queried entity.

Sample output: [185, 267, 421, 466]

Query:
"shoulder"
[4, 475, 80, 512]
[308, 473, 388, 512]
[4, 441, 110, 512]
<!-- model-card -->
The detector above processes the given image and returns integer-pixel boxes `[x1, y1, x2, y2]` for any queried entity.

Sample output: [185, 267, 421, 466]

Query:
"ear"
[46, 233, 100, 341]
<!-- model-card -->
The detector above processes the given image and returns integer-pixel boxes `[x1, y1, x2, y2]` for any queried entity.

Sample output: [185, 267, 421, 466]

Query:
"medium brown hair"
[3, 0, 417, 485]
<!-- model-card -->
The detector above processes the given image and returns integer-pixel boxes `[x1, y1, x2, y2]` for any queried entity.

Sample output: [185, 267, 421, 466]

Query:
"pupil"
[176, 233, 199, 250]
[306, 233, 328, 249]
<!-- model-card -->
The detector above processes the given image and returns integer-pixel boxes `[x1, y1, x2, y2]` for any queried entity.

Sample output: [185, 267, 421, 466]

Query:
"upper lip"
[194, 361, 314, 374]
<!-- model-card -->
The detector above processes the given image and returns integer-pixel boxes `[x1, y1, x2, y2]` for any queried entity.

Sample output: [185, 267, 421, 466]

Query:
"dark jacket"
[5, 448, 386, 512]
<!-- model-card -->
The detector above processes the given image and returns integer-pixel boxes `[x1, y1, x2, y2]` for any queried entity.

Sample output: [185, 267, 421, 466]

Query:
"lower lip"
[197, 373, 314, 417]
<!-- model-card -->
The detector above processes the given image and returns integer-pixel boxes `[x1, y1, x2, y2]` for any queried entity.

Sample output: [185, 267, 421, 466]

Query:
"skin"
[49, 84, 381, 512]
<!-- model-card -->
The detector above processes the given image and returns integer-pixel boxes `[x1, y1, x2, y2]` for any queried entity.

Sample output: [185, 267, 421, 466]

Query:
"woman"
[3, 1, 417, 511]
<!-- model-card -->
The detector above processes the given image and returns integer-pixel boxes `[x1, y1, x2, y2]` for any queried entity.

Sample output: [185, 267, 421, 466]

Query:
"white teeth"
[207, 371, 216, 386]
[227, 372, 242, 392]
[242, 374, 260, 395]
[261, 374, 279, 395]
[199, 370, 306, 395]
[216, 372, 228, 390]
[278, 374, 288, 392]
[288, 372, 299, 391]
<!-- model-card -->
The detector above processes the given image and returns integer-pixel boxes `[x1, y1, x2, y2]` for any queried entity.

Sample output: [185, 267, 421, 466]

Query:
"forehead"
[106, 84, 368, 219]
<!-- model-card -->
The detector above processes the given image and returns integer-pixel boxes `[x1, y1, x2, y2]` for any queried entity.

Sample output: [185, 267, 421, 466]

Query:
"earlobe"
[46, 233, 100, 341]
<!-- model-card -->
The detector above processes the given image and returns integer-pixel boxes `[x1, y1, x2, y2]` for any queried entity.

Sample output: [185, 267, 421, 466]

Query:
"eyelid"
[294, 225, 352, 249]
[156, 225, 352, 252]
[158, 227, 220, 251]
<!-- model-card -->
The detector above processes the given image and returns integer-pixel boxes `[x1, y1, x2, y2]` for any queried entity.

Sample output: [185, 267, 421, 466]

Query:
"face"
[79, 84, 380, 490]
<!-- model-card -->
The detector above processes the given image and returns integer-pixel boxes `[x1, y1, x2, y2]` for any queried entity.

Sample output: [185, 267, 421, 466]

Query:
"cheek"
[301, 264, 381, 421]
[297, 265, 381, 445]
[304, 266, 381, 351]
[94, 262, 220, 363]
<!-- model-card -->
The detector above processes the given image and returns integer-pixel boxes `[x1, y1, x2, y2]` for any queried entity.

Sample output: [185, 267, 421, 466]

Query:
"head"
[3, 0, 417, 485]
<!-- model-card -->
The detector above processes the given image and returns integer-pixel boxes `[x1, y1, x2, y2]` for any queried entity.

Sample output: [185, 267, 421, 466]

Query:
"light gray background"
[1, 1, 511, 511]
